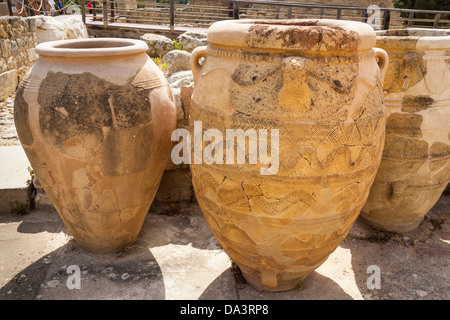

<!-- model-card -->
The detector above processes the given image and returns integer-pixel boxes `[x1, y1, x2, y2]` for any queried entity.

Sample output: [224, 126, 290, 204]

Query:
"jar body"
[190, 20, 388, 291]
[362, 29, 450, 232]
[14, 39, 177, 253]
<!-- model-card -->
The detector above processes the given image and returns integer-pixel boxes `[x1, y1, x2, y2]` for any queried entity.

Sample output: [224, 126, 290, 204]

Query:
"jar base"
[238, 265, 311, 292]
[360, 215, 423, 233]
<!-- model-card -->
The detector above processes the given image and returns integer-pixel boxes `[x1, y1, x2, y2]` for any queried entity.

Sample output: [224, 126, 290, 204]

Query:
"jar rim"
[35, 38, 149, 58]
[376, 28, 450, 51]
[206, 19, 376, 53]
[376, 28, 450, 38]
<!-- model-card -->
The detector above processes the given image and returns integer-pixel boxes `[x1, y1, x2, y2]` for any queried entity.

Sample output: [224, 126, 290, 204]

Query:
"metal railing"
[7, 0, 447, 30]
[229, 0, 450, 29]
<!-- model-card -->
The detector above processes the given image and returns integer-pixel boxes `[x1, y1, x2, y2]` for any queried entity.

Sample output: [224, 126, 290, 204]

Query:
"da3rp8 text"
[223, 304, 269, 315]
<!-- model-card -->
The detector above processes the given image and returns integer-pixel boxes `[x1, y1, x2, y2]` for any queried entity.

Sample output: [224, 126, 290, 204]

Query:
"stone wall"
[0, 15, 88, 100]
[0, 16, 37, 100]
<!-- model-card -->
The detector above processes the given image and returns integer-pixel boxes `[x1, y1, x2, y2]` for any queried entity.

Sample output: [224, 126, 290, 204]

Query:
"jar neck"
[205, 44, 374, 64]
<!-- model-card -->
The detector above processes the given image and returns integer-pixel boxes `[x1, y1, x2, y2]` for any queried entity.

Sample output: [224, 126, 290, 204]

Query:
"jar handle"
[190, 46, 208, 85]
[279, 56, 312, 112]
[374, 47, 389, 85]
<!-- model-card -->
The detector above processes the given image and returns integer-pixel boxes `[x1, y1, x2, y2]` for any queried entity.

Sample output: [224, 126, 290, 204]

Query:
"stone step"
[0, 143, 195, 215]
[0, 146, 32, 214]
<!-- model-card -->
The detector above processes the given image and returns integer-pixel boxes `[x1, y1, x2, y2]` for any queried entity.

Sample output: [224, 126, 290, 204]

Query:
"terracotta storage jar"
[189, 19, 388, 291]
[14, 38, 177, 253]
[362, 29, 450, 233]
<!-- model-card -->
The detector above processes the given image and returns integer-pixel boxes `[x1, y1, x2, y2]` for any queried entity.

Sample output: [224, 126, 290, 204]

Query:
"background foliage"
[393, 0, 450, 11]
[394, 0, 450, 24]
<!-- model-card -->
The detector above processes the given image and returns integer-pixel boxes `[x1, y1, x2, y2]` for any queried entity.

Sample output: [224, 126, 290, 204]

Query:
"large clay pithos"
[361, 29, 450, 233]
[189, 19, 388, 291]
[14, 38, 177, 253]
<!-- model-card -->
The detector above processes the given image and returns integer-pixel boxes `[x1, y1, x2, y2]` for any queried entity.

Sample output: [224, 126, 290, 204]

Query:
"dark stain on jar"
[37, 71, 156, 176]
[401, 95, 434, 113]
[14, 81, 34, 146]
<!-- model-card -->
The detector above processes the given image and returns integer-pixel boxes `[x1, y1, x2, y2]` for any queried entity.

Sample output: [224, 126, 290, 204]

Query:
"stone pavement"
[0, 186, 449, 300]
[0, 104, 449, 300]
[0, 146, 32, 214]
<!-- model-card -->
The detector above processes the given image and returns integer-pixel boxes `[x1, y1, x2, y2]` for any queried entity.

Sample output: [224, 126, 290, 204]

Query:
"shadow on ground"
[0, 193, 449, 300]
[341, 191, 450, 300]
[0, 232, 166, 300]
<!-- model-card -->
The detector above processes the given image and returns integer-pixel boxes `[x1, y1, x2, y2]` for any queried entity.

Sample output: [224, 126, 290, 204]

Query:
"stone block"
[32, 16, 88, 44]
[180, 85, 194, 120]
[27, 48, 39, 63]
[163, 50, 191, 75]
[0, 58, 6, 73]
[0, 69, 18, 100]
[0, 24, 8, 39]
[0, 39, 11, 58]
[28, 17, 37, 32]
[17, 66, 30, 82]
[6, 56, 16, 70]
[10, 40, 18, 54]
[176, 31, 208, 52]
[167, 70, 194, 123]
[0, 146, 32, 214]
[139, 33, 174, 58]
[154, 167, 195, 203]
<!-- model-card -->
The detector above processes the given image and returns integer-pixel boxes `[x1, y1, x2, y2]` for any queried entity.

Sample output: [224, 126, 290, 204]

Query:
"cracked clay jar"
[14, 38, 177, 253]
[189, 19, 388, 291]
[361, 29, 450, 233]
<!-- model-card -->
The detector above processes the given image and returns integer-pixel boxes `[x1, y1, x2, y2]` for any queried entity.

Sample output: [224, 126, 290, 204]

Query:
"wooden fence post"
[233, 1, 239, 19]
[170, 0, 174, 32]
[103, 0, 108, 27]
[23, 0, 33, 16]
[110, 0, 114, 22]
[407, 11, 414, 27]
[81, 0, 86, 24]
[434, 13, 441, 28]
[361, 8, 368, 23]
[383, 10, 390, 30]
[6, 0, 13, 16]
[275, 0, 281, 19]
[227, 0, 233, 18]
